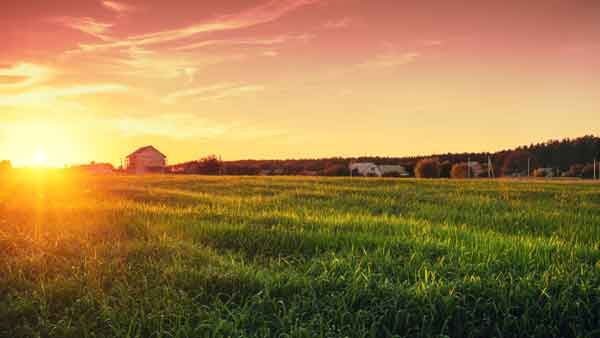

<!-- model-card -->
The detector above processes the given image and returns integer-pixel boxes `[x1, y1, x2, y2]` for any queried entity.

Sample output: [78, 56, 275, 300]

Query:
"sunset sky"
[1, 0, 599, 167]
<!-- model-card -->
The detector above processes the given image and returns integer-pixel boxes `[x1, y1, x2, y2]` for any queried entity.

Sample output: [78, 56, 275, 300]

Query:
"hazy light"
[33, 148, 47, 167]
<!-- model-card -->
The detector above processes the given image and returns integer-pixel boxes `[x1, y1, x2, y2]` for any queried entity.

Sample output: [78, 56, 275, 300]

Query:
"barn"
[125, 146, 167, 174]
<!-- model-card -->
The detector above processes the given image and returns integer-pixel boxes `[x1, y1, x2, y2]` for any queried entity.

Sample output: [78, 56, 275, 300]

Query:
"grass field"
[2, 173, 600, 338]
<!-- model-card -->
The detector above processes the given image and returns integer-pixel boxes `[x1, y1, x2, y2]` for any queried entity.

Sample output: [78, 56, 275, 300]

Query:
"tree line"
[167, 135, 600, 178]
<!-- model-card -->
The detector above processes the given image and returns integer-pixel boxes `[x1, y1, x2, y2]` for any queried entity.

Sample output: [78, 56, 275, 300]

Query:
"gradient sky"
[1, 0, 599, 167]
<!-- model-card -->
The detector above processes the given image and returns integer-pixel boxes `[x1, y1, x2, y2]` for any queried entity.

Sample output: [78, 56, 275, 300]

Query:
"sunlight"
[0, 120, 85, 167]
[33, 148, 47, 166]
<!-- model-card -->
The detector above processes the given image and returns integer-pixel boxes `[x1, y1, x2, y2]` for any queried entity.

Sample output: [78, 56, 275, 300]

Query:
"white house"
[125, 146, 167, 174]
[378, 165, 409, 177]
[350, 163, 382, 177]
[350, 163, 408, 177]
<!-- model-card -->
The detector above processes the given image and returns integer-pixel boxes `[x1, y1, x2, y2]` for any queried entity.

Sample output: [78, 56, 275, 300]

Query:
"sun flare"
[33, 148, 47, 166]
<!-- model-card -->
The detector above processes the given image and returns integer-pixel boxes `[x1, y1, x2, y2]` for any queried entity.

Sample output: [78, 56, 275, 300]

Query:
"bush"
[564, 164, 584, 177]
[439, 161, 452, 178]
[582, 164, 596, 179]
[450, 163, 469, 179]
[415, 158, 440, 178]
[533, 168, 551, 177]
[323, 164, 349, 176]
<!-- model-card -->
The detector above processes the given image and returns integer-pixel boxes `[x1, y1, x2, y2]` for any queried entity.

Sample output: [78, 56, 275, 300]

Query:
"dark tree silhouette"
[439, 161, 452, 178]
[502, 151, 536, 176]
[415, 158, 440, 178]
[323, 163, 349, 176]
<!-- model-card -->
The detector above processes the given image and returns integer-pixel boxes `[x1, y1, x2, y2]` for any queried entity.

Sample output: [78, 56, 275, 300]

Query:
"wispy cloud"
[102, 1, 134, 14]
[114, 51, 242, 79]
[174, 34, 312, 51]
[113, 113, 227, 139]
[74, 0, 318, 52]
[357, 52, 419, 69]
[54, 16, 113, 41]
[0, 84, 127, 106]
[0, 63, 54, 88]
[162, 82, 264, 103]
[111, 113, 286, 141]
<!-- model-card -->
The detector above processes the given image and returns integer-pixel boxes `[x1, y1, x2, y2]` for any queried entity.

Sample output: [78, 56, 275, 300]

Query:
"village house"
[378, 165, 409, 177]
[125, 146, 167, 174]
[350, 163, 408, 177]
[350, 162, 382, 177]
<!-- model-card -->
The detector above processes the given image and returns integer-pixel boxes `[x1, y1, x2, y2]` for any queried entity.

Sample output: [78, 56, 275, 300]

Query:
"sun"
[33, 148, 48, 166]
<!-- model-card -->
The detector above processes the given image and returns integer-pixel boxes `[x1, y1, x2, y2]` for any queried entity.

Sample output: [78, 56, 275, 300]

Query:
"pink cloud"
[53, 16, 113, 41]
[102, 1, 134, 14]
[75, 0, 319, 52]
[174, 34, 312, 51]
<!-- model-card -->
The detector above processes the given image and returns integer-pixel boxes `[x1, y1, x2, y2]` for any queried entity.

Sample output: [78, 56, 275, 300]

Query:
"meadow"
[1, 172, 600, 338]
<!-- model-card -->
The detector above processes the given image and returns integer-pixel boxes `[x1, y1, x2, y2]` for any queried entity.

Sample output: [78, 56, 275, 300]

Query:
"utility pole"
[594, 159, 597, 180]
[527, 158, 531, 177]
[488, 156, 495, 178]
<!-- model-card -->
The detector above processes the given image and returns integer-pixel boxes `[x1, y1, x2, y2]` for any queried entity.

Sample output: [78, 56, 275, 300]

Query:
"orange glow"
[33, 148, 47, 167]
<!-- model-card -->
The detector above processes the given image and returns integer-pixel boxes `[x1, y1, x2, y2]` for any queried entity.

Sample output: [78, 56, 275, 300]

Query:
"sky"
[1, 0, 599, 167]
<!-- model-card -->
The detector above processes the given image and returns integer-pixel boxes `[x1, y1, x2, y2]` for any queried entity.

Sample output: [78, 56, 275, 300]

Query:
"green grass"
[2, 172, 600, 337]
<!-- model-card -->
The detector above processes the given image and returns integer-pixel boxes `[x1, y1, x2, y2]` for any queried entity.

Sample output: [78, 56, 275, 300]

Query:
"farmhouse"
[125, 146, 167, 174]
[378, 165, 409, 177]
[350, 163, 408, 177]
[350, 162, 382, 177]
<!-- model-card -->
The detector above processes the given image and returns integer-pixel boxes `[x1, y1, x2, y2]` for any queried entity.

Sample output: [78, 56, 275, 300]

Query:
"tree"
[502, 151, 535, 177]
[439, 161, 452, 178]
[450, 163, 469, 179]
[0, 160, 11, 172]
[198, 155, 222, 175]
[582, 163, 595, 179]
[323, 163, 349, 176]
[415, 158, 440, 178]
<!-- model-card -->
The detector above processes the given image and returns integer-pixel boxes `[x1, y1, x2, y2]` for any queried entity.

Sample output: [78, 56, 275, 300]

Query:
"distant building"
[350, 162, 382, 177]
[125, 146, 167, 174]
[467, 162, 484, 177]
[378, 165, 409, 177]
[350, 163, 409, 177]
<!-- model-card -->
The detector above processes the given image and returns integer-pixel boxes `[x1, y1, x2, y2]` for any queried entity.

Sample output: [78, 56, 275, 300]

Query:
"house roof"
[126, 145, 166, 159]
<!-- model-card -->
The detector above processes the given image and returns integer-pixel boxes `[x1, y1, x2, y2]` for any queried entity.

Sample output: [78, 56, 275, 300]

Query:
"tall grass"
[1, 172, 600, 337]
